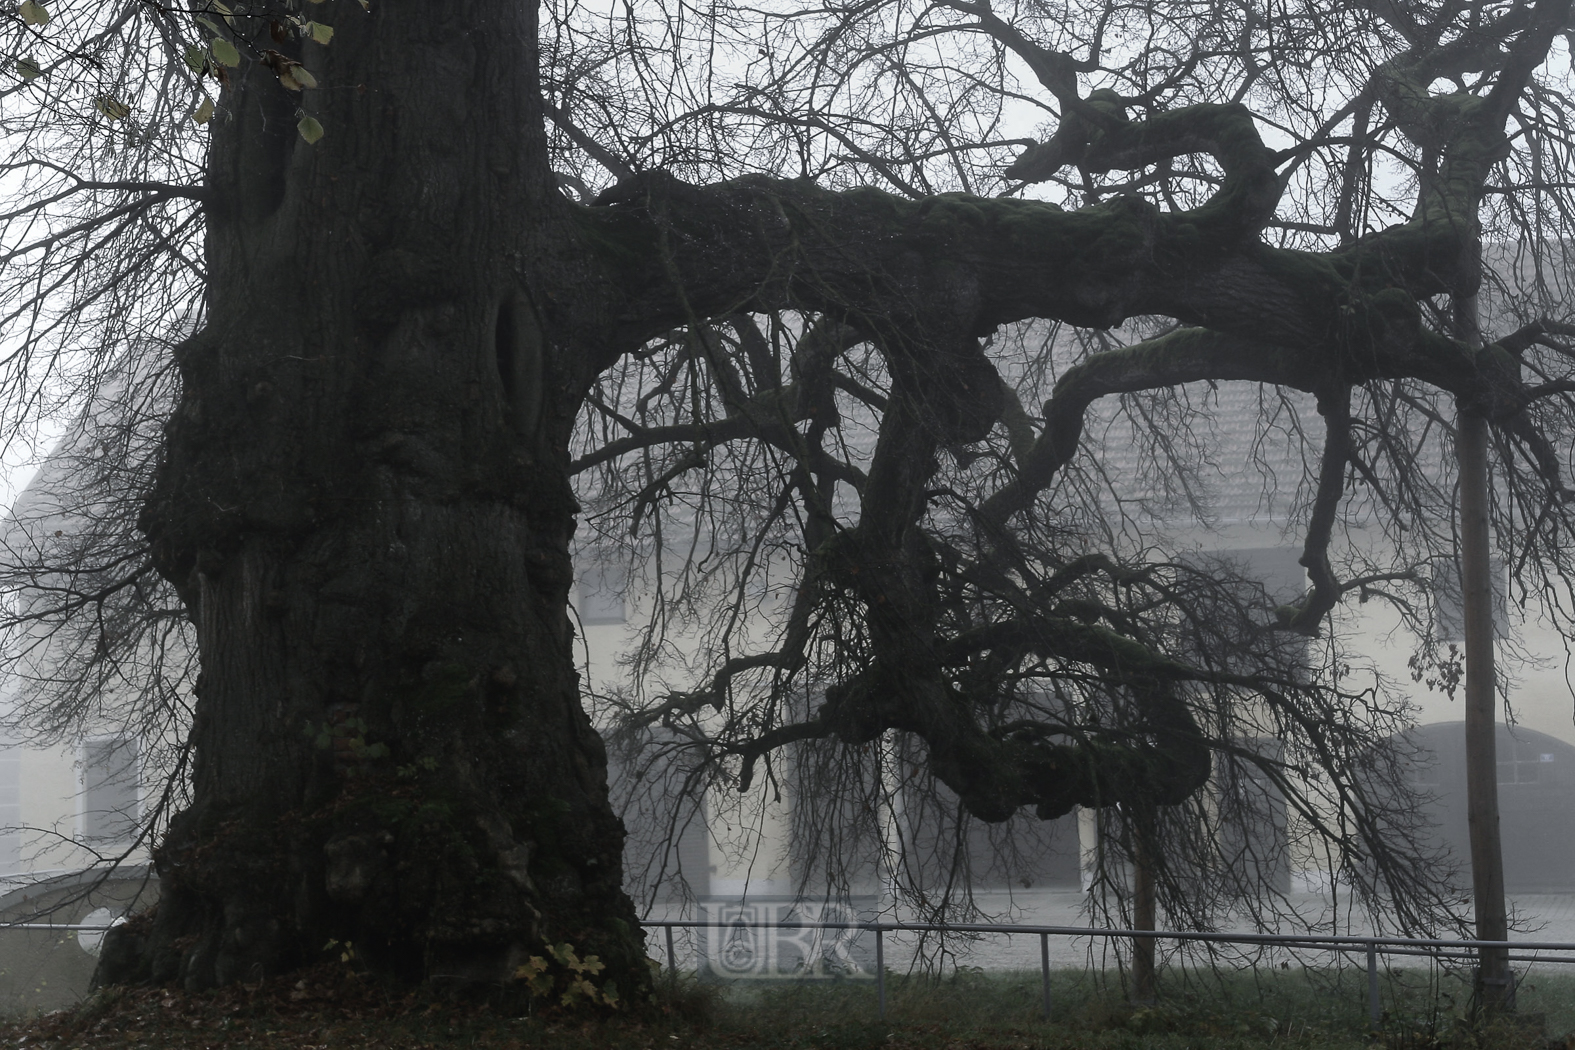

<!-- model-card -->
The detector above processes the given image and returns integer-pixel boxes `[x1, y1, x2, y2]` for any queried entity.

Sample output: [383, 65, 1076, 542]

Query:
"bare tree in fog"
[0, 0, 1573, 996]
[562, 0, 1575, 987]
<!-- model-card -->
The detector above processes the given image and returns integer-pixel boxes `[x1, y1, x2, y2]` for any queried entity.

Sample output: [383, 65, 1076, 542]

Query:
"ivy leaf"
[297, 114, 323, 143]
[16, 56, 41, 80]
[18, 1, 49, 26]
[304, 21, 333, 44]
[94, 95, 131, 120]
[193, 96, 214, 124]
[210, 36, 240, 67]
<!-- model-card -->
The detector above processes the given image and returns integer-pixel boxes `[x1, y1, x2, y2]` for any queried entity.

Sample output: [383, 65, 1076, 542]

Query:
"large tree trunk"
[96, 0, 647, 993]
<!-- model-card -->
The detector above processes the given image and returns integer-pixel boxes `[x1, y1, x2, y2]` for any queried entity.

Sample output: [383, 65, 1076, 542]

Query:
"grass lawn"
[0, 964, 1569, 1048]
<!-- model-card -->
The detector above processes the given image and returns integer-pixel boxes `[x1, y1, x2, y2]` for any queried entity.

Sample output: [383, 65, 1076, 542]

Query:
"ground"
[1, 962, 1569, 1050]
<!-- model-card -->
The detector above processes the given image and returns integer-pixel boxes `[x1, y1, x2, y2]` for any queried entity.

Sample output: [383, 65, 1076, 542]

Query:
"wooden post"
[1131, 811, 1157, 1003]
[1459, 405, 1514, 1011]
[1455, 289, 1513, 1011]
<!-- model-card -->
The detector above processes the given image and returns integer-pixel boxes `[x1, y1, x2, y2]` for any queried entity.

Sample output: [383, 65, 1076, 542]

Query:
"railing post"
[1367, 940, 1381, 1027]
[876, 925, 886, 1019]
[665, 923, 677, 986]
[1041, 932, 1051, 1020]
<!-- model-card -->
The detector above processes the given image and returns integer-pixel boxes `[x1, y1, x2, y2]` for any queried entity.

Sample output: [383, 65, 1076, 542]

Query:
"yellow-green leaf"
[183, 46, 206, 72]
[16, 56, 40, 80]
[18, 1, 49, 26]
[193, 96, 214, 124]
[210, 36, 240, 67]
[297, 115, 323, 143]
[209, 0, 231, 13]
[291, 64, 316, 88]
[194, 15, 222, 34]
[305, 21, 333, 44]
[94, 95, 130, 120]
[278, 67, 302, 90]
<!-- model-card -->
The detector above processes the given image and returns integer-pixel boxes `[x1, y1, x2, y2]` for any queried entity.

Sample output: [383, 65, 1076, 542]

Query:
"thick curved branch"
[1281, 385, 1353, 635]
[980, 327, 1323, 528]
[932, 0, 1094, 105]
[583, 97, 1287, 343]
[806, 642, 1212, 822]
[1494, 318, 1575, 358]
[582, 161, 1514, 430]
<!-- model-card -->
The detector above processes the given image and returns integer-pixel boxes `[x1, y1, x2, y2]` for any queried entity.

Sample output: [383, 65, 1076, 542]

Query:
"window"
[577, 559, 626, 626]
[0, 745, 19, 871]
[1497, 734, 1553, 786]
[1189, 546, 1309, 677]
[81, 737, 139, 844]
[1215, 547, 1307, 605]
[1188, 546, 1307, 609]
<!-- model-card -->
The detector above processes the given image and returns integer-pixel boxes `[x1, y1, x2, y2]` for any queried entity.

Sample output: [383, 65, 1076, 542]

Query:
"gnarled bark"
[98, 0, 646, 994]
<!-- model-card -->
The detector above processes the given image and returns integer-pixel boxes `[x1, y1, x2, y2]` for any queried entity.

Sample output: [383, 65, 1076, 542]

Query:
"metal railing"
[641, 917, 1575, 1025]
[31, 916, 1575, 1026]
